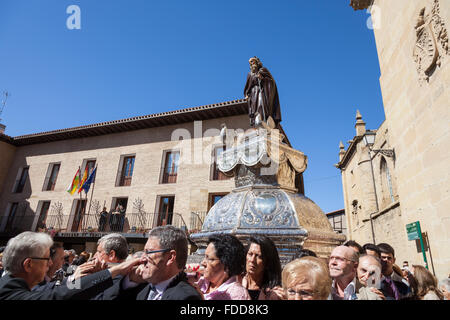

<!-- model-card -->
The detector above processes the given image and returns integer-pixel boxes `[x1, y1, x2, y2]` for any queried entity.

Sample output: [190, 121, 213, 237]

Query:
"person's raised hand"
[265, 286, 285, 300]
[128, 264, 146, 283]
[369, 287, 386, 300]
[72, 259, 106, 280]
[109, 258, 144, 279]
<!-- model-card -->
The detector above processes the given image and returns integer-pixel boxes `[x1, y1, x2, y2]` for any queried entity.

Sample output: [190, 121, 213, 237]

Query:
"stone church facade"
[339, 0, 449, 279]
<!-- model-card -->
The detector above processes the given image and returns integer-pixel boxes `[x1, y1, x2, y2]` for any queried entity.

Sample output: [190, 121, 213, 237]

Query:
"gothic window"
[380, 157, 395, 206]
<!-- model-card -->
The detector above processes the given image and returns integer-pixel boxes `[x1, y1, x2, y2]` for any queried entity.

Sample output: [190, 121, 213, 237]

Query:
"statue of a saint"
[244, 57, 281, 128]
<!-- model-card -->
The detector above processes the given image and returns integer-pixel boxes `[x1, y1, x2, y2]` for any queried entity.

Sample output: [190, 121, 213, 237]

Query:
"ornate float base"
[188, 128, 345, 266]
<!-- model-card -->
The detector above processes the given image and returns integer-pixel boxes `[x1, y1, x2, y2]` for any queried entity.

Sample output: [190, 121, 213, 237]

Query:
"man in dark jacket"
[102, 225, 202, 300]
[0, 231, 142, 300]
[32, 242, 65, 291]
[91, 233, 129, 300]
[378, 243, 410, 300]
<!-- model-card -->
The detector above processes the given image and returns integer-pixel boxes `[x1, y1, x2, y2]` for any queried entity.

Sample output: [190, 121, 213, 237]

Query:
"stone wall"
[372, 0, 449, 279]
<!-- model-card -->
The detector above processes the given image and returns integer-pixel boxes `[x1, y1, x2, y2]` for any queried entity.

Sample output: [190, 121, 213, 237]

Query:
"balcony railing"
[189, 211, 207, 234]
[42, 212, 188, 234]
[0, 210, 211, 237]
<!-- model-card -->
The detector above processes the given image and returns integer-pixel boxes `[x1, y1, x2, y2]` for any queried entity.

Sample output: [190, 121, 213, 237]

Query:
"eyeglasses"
[329, 256, 356, 263]
[286, 289, 315, 298]
[27, 257, 51, 265]
[144, 249, 170, 256]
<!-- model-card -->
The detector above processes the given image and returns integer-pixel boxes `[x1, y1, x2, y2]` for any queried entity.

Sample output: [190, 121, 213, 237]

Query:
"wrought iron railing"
[43, 212, 188, 234]
[1, 210, 207, 236]
[189, 211, 207, 233]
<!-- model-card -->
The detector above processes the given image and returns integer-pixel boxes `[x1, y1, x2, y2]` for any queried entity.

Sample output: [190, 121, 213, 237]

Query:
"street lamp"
[363, 133, 395, 160]
[362, 132, 395, 244]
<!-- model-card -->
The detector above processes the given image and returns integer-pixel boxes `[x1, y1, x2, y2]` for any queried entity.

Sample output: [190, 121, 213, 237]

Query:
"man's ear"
[166, 250, 177, 267]
[23, 258, 33, 272]
[109, 250, 116, 262]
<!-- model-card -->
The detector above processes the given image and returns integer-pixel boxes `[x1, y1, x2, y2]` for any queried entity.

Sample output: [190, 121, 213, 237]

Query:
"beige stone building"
[0, 99, 303, 253]
[338, 0, 449, 279]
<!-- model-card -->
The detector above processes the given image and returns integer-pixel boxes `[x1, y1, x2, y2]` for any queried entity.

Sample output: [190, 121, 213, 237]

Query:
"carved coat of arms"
[413, 0, 449, 84]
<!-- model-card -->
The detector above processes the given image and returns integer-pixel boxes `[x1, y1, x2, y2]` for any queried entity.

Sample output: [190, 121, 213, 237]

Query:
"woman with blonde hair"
[282, 256, 332, 300]
[411, 265, 444, 300]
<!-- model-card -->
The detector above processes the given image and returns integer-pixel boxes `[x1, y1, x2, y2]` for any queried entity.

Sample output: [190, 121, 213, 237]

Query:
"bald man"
[329, 246, 382, 300]
[329, 246, 359, 300]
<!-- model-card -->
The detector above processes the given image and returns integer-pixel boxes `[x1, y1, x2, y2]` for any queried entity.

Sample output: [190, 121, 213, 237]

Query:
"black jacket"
[91, 275, 123, 300]
[0, 269, 113, 300]
[380, 277, 410, 300]
[102, 271, 202, 300]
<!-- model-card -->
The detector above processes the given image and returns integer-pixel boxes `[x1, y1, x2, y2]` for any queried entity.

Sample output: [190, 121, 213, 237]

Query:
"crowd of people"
[0, 227, 448, 301]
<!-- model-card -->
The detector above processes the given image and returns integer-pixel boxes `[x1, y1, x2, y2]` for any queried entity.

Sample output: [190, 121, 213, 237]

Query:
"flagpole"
[86, 166, 97, 231]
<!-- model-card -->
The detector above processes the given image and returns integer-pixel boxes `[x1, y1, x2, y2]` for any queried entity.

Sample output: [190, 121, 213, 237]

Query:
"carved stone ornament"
[413, 0, 449, 84]
[217, 128, 307, 190]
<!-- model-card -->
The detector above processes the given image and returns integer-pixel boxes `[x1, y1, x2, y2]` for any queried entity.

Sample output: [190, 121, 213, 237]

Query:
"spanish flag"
[67, 167, 81, 195]
[77, 166, 89, 194]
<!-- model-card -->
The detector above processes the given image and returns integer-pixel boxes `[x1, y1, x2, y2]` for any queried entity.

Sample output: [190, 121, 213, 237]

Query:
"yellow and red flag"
[77, 166, 89, 194]
[67, 167, 81, 195]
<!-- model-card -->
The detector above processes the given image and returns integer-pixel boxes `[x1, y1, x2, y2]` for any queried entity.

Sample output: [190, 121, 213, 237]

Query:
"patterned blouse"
[196, 276, 251, 300]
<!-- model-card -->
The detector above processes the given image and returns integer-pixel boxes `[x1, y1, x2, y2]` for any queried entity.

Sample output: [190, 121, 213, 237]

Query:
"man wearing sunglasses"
[0, 231, 142, 300]
[103, 225, 202, 300]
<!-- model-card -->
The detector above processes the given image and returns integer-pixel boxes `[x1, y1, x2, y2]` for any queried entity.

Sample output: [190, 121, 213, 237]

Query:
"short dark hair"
[377, 243, 395, 257]
[344, 240, 364, 254]
[297, 248, 317, 258]
[247, 236, 282, 289]
[50, 243, 63, 259]
[363, 243, 381, 256]
[208, 234, 245, 277]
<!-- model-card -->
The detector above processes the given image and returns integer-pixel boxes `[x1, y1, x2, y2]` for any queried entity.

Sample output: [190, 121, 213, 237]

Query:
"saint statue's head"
[249, 56, 262, 73]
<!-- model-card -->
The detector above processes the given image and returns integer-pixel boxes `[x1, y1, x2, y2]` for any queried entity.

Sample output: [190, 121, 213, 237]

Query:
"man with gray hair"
[91, 233, 128, 300]
[356, 254, 385, 300]
[102, 225, 202, 300]
[0, 232, 143, 300]
[94, 233, 128, 265]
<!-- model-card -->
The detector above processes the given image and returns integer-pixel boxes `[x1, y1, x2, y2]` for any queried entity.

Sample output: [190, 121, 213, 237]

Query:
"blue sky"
[0, 0, 385, 213]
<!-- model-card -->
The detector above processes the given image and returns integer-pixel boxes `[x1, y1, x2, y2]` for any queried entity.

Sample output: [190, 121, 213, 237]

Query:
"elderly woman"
[242, 236, 283, 300]
[282, 256, 332, 300]
[195, 234, 250, 300]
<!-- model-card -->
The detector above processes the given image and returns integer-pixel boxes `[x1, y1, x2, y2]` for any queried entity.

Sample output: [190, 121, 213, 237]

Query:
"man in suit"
[0, 231, 142, 300]
[91, 233, 129, 300]
[378, 243, 410, 300]
[103, 225, 202, 300]
[32, 242, 65, 291]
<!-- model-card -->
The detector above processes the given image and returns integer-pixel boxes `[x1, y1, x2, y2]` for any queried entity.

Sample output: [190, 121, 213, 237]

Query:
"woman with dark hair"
[195, 234, 250, 300]
[242, 236, 284, 300]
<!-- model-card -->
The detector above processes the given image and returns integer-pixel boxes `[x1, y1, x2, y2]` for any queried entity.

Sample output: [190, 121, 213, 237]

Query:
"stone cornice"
[10, 99, 248, 146]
